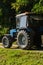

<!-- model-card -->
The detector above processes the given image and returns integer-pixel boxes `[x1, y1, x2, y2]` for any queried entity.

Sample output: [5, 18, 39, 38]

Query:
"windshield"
[20, 16, 27, 28]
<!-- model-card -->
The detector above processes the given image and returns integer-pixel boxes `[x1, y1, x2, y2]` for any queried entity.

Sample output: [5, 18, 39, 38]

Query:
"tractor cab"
[16, 12, 29, 30]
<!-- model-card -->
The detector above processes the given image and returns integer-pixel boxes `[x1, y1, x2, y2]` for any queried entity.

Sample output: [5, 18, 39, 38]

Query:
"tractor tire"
[17, 30, 33, 49]
[2, 35, 12, 48]
[34, 33, 41, 49]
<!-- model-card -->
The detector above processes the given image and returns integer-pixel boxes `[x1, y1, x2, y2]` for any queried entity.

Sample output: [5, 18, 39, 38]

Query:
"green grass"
[0, 48, 43, 65]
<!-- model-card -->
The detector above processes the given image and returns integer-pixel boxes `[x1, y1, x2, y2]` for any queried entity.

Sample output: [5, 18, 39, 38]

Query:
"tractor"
[2, 12, 43, 49]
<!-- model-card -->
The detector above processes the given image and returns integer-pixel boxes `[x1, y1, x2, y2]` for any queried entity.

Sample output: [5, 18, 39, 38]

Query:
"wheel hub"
[22, 36, 26, 44]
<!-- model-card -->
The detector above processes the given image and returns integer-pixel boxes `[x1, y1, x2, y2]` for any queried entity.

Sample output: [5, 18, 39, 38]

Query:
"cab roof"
[16, 12, 43, 20]
[16, 12, 34, 17]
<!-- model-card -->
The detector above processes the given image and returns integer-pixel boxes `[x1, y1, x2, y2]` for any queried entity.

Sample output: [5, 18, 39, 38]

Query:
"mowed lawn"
[0, 48, 43, 65]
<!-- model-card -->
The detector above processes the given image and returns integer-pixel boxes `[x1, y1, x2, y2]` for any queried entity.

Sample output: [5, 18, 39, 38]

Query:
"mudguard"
[10, 29, 17, 37]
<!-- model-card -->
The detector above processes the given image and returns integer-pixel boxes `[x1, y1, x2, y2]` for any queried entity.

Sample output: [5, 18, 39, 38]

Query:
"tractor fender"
[10, 29, 17, 37]
[26, 28, 33, 32]
[26, 28, 35, 36]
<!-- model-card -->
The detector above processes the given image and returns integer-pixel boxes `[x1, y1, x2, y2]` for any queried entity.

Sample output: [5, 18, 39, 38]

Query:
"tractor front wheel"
[2, 35, 12, 48]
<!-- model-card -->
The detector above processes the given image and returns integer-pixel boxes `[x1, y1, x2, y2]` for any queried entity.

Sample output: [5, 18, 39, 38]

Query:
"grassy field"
[0, 48, 43, 65]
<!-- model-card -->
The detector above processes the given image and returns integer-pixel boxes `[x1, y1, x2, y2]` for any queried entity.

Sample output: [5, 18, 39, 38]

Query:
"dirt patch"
[0, 43, 19, 49]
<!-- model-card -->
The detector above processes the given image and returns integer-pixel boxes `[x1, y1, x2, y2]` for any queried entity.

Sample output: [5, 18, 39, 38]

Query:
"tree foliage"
[0, 0, 16, 37]
[11, 0, 43, 14]
[0, 0, 16, 27]
[11, 0, 34, 13]
[32, 0, 43, 13]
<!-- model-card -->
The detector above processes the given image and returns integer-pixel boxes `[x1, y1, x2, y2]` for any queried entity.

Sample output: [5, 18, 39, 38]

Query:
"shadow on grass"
[10, 45, 43, 51]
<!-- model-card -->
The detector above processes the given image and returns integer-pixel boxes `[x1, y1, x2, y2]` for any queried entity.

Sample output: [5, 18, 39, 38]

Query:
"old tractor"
[2, 12, 43, 49]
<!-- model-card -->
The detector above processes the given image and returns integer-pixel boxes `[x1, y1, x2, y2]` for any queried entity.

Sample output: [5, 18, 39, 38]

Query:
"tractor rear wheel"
[2, 35, 12, 48]
[17, 30, 33, 49]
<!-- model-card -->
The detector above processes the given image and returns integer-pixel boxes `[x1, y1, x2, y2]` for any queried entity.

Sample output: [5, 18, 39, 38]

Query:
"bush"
[0, 27, 9, 37]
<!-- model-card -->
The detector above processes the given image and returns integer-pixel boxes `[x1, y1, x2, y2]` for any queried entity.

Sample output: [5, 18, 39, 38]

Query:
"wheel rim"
[18, 34, 27, 48]
[22, 36, 26, 44]
[3, 38, 9, 46]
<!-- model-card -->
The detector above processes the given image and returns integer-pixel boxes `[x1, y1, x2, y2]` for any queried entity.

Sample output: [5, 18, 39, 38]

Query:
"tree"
[0, 0, 16, 27]
[11, 0, 34, 13]
[31, 0, 43, 13]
